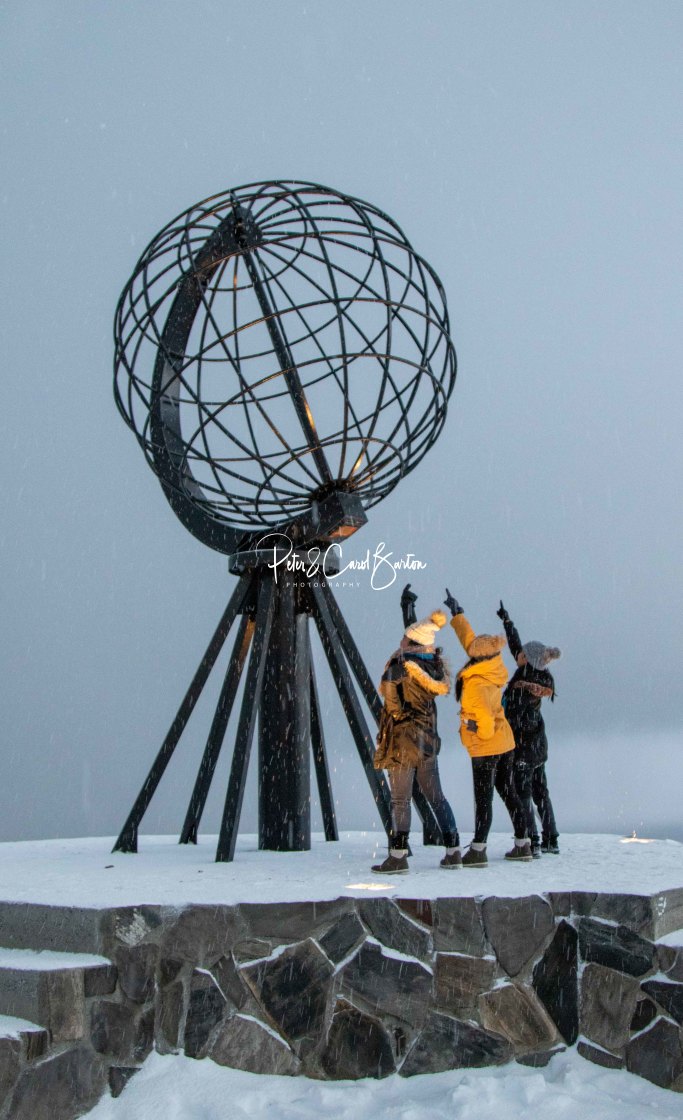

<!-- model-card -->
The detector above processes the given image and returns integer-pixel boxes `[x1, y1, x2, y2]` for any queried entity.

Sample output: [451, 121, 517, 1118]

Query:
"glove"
[444, 588, 463, 617]
[465, 719, 478, 732]
[400, 583, 418, 627]
[496, 600, 510, 623]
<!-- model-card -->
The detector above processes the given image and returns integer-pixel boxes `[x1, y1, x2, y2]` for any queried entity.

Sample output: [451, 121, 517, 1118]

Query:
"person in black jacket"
[497, 601, 561, 856]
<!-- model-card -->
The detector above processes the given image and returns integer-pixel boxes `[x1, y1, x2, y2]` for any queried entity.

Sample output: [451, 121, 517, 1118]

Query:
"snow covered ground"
[83, 1047, 683, 1120]
[0, 831, 680, 908]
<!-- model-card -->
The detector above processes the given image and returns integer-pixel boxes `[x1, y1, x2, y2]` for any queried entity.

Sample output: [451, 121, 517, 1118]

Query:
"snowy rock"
[400, 1010, 512, 1076]
[432, 897, 487, 955]
[115, 943, 158, 1003]
[577, 1040, 624, 1069]
[629, 995, 658, 1032]
[239, 899, 352, 942]
[396, 899, 433, 927]
[625, 1016, 683, 1089]
[209, 1013, 300, 1076]
[358, 898, 431, 960]
[241, 938, 333, 1044]
[156, 979, 184, 1052]
[161, 906, 245, 966]
[107, 1065, 140, 1098]
[231, 938, 273, 964]
[0, 1035, 22, 1103]
[656, 943, 679, 975]
[656, 887, 683, 941]
[547, 891, 572, 918]
[481, 896, 554, 977]
[664, 951, 683, 984]
[100, 906, 165, 955]
[82, 963, 118, 998]
[7, 1047, 107, 1120]
[319, 999, 395, 1079]
[641, 979, 683, 1025]
[433, 952, 497, 1017]
[157, 957, 184, 987]
[210, 955, 250, 1009]
[574, 893, 657, 938]
[532, 919, 579, 1044]
[90, 1000, 154, 1064]
[318, 911, 366, 964]
[578, 918, 656, 977]
[183, 970, 229, 1059]
[579, 964, 640, 1053]
[336, 939, 431, 1026]
[516, 1046, 565, 1067]
[479, 983, 557, 1053]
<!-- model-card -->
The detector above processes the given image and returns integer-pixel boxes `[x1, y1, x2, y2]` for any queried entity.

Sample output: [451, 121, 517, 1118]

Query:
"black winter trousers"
[513, 760, 558, 844]
[389, 754, 458, 841]
[471, 751, 528, 844]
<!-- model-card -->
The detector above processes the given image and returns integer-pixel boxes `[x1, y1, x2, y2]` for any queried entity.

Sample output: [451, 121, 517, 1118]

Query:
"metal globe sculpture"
[113, 181, 457, 861]
[114, 180, 455, 551]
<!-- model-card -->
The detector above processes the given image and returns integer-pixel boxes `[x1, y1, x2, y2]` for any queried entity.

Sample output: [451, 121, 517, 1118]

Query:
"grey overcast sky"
[1, 1, 681, 844]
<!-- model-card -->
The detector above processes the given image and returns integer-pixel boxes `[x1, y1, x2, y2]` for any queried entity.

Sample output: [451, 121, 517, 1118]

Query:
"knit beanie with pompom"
[522, 641, 562, 670]
[405, 610, 447, 647]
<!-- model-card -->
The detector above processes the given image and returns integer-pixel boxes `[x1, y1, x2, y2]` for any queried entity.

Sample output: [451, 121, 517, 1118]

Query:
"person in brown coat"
[372, 593, 461, 874]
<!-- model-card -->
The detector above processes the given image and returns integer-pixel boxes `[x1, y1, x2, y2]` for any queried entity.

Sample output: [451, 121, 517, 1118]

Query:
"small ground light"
[345, 882, 396, 891]
[620, 830, 655, 843]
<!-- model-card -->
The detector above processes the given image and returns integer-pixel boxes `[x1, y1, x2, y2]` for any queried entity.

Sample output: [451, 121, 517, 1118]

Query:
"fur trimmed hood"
[404, 656, 451, 695]
[467, 633, 506, 659]
[456, 651, 509, 689]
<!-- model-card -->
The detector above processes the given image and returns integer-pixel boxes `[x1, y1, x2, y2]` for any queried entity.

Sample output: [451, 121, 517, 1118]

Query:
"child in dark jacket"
[497, 601, 561, 856]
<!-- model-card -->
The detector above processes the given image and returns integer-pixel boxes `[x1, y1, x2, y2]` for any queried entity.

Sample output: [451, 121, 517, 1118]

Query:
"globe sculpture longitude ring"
[114, 180, 457, 553]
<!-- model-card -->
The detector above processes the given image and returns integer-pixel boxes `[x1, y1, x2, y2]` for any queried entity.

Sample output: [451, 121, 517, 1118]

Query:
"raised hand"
[401, 582, 418, 627]
[444, 588, 463, 617]
[496, 599, 510, 623]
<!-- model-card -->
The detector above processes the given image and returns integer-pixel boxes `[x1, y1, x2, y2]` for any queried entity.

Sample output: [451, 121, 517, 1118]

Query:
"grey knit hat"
[522, 641, 561, 670]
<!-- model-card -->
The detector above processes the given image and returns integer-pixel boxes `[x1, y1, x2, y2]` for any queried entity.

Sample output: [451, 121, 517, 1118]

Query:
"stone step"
[0, 1014, 50, 1107]
[0, 902, 103, 955]
[0, 949, 115, 1043]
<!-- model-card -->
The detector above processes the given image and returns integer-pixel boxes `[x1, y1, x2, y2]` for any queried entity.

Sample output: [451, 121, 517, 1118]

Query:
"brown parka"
[373, 649, 451, 770]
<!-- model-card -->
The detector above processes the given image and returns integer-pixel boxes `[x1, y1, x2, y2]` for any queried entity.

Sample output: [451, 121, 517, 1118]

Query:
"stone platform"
[0, 833, 682, 1118]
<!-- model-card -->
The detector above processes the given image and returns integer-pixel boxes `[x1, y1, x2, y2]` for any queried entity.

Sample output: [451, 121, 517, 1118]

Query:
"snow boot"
[505, 839, 533, 862]
[541, 837, 560, 854]
[440, 830, 462, 868]
[462, 844, 488, 868]
[531, 841, 542, 859]
[372, 831, 409, 874]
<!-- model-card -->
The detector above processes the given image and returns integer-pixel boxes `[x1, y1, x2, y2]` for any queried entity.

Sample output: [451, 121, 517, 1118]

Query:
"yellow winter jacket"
[451, 614, 515, 759]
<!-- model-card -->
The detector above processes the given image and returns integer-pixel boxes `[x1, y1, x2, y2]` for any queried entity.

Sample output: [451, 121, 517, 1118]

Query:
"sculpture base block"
[0, 833, 682, 1117]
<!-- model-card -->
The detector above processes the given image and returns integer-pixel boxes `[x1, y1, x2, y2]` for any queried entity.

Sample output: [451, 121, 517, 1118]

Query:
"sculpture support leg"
[216, 576, 276, 862]
[308, 581, 393, 838]
[179, 612, 255, 845]
[319, 580, 443, 846]
[112, 574, 252, 854]
[309, 630, 338, 842]
[258, 575, 311, 851]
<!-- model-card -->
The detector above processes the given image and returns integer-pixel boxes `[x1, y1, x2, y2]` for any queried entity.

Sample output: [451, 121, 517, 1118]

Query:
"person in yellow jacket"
[444, 589, 531, 867]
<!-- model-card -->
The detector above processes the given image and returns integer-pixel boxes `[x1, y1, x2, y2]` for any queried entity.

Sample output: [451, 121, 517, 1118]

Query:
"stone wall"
[0, 887, 682, 1118]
